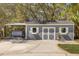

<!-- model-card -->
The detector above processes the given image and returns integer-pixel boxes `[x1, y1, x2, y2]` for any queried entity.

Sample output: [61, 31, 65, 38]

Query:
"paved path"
[29, 40, 67, 53]
[17, 40, 68, 56]
[0, 40, 41, 55]
[0, 40, 71, 56]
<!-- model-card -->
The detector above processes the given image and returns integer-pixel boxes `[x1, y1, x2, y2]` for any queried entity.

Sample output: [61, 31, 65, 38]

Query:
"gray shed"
[5, 20, 74, 41]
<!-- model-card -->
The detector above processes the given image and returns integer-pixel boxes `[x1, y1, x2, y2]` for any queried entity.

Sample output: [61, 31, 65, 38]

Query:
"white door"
[42, 27, 55, 40]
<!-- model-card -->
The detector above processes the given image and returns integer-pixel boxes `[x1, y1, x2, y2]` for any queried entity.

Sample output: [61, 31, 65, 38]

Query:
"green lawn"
[58, 44, 79, 54]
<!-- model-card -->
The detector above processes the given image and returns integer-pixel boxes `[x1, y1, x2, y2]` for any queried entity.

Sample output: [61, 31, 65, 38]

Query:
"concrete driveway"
[0, 40, 68, 56]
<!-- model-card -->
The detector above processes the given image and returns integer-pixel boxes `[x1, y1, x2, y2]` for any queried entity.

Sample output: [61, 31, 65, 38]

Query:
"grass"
[58, 44, 79, 54]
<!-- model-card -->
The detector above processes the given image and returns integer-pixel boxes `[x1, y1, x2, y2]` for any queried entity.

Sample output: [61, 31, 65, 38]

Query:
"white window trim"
[59, 27, 68, 35]
[42, 27, 56, 40]
[30, 27, 39, 34]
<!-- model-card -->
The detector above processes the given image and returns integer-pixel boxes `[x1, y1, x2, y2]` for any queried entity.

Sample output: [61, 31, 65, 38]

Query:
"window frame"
[59, 27, 68, 35]
[30, 27, 39, 34]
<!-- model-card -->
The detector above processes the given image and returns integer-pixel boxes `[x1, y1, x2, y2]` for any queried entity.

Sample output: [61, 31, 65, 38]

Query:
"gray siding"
[26, 24, 74, 40]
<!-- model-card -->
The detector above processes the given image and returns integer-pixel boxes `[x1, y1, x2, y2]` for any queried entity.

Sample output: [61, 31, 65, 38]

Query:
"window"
[30, 27, 39, 34]
[59, 27, 68, 34]
[33, 28, 36, 33]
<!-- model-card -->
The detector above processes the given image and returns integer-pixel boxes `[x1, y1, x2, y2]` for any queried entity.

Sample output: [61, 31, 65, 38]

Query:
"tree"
[0, 3, 79, 39]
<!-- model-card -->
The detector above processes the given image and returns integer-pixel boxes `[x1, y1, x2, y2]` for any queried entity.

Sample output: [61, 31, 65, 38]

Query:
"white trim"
[27, 24, 74, 25]
[59, 27, 68, 35]
[48, 28, 50, 40]
[42, 27, 55, 40]
[49, 27, 56, 40]
[25, 25, 27, 39]
[42, 28, 43, 40]
[5, 23, 74, 26]
[73, 24, 74, 40]
[42, 27, 48, 40]
[5, 23, 26, 26]
[30, 27, 39, 34]
[53, 27, 56, 40]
